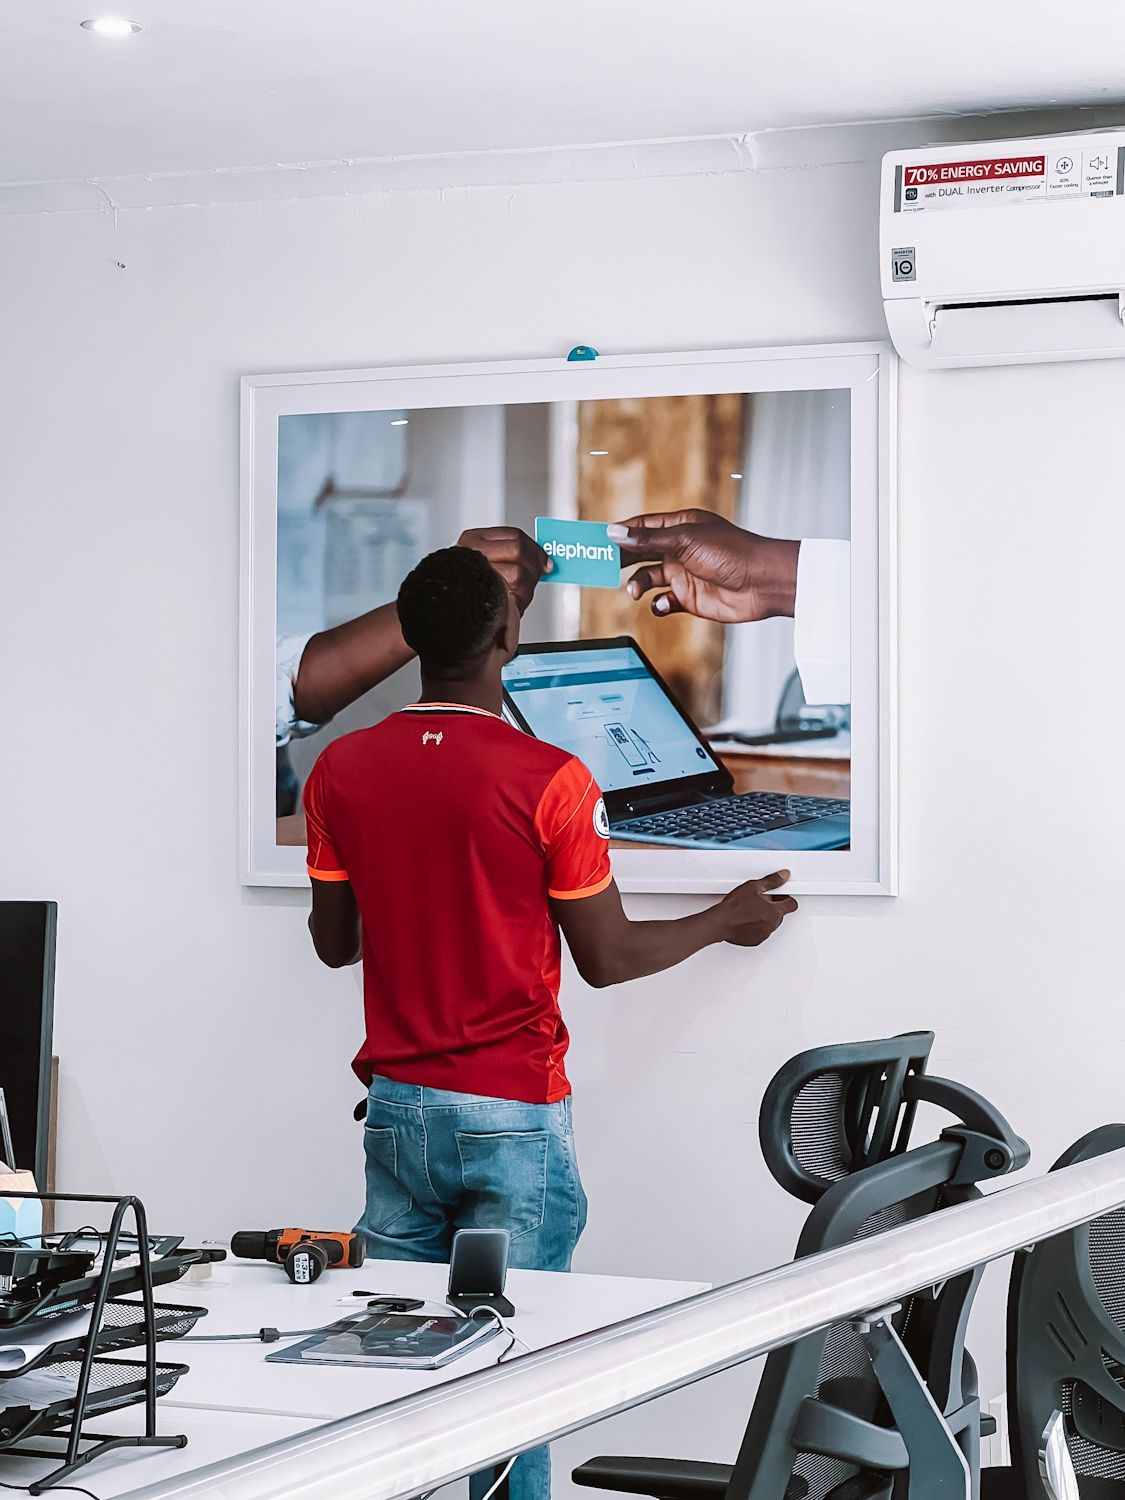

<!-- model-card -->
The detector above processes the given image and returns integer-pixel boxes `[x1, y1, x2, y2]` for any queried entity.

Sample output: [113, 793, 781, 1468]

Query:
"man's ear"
[496, 597, 520, 661]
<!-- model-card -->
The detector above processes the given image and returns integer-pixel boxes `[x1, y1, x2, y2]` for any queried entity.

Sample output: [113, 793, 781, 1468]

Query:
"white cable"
[417, 1455, 517, 1500]
[439, 1306, 531, 1500]
[458, 1305, 529, 1362]
[477, 1455, 518, 1500]
[471, 1305, 531, 1356]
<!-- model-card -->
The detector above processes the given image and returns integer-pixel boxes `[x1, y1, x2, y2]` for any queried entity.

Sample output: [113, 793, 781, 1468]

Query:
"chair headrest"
[759, 1032, 935, 1205]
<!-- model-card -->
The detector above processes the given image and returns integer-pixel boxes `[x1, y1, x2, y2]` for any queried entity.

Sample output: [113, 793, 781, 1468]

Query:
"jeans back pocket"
[363, 1125, 414, 1233]
[455, 1130, 549, 1239]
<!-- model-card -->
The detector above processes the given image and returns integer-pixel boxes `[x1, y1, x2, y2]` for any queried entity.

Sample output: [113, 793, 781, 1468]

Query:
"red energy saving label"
[904, 155, 1045, 186]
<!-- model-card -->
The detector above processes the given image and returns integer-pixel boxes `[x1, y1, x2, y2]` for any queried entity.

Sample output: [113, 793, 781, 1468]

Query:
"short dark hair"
[396, 546, 508, 676]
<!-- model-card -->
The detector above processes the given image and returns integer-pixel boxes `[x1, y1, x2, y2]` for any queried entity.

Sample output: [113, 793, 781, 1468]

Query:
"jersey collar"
[400, 702, 502, 720]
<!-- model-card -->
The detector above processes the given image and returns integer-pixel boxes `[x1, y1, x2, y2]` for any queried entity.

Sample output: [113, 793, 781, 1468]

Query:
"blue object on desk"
[566, 345, 599, 362]
[0, 1174, 43, 1244]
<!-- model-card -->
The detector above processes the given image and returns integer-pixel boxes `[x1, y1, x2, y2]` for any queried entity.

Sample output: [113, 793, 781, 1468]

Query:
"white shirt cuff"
[276, 631, 320, 747]
[792, 539, 850, 705]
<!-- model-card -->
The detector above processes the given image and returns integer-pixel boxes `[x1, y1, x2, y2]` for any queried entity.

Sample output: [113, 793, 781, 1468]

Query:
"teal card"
[535, 518, 621, 588]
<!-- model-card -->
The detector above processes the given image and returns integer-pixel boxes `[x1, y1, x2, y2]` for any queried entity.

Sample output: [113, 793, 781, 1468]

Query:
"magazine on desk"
[266, 1309, 502, 1370]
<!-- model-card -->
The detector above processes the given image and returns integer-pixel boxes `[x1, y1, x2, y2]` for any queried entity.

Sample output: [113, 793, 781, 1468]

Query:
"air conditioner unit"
[880, 131, 1125, 368]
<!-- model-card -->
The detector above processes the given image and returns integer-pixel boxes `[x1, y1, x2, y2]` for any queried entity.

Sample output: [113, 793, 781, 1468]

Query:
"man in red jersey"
[304, 545, 795, 1500]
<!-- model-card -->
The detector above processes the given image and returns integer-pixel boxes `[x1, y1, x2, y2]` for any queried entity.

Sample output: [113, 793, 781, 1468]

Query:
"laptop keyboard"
[614, 793, 850, 844]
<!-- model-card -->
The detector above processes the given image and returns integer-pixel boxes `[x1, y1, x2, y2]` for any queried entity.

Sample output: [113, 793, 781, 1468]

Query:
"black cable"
[54, 1227, 103, 1255]
[458, 1306, 528, 1363]
[179, 1327, 322, 1344]
[498, 1329, 529, 1362]
[0, 1482, 101, 1500]
[181, 1296, 457, 1345]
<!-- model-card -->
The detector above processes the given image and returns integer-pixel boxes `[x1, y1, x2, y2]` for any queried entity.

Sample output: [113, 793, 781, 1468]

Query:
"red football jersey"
[303, 703, 613, 1104]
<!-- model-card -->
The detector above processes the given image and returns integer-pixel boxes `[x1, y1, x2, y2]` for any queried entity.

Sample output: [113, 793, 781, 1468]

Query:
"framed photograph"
[241, 343, 896, 894]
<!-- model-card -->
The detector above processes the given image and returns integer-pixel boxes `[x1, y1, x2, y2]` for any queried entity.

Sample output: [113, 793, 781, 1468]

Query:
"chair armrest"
[790, 1398, 908, 1472]
[980, 1415, 997, 1438]
[572, 1457, 734, 1499]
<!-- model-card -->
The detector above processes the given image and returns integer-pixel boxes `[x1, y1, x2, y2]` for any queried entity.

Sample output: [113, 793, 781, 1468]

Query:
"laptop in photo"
[501, 637, 850, 851]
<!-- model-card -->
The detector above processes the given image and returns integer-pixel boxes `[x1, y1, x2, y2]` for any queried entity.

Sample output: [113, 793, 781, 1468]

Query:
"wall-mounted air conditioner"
[880, 131, 1125, 368]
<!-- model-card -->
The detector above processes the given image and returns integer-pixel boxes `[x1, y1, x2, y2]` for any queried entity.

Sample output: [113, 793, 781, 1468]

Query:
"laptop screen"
[502, 642, 722, 796]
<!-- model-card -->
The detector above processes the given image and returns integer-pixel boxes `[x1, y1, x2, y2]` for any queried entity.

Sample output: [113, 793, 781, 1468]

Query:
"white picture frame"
[241, 342, 897, 895]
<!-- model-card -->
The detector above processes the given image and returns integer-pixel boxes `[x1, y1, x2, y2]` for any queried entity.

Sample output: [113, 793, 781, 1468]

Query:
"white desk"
[0, 1259, 706, 1497]
[0, 1406, 316, 1498]
[163, 1260, 708, 1421]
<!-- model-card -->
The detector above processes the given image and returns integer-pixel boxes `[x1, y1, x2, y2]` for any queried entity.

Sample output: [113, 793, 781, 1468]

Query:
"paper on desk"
[0, 1364, 80, 1408]
[0, 1304, 98, 1373]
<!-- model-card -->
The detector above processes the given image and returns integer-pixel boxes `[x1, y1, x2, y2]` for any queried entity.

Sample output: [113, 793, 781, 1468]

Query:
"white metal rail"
[122, 1147, 1125, 1500]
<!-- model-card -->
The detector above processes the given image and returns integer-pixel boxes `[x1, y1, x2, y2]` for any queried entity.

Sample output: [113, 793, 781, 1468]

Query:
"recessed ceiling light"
[390, 418, 409, 427]
[730, 472, 742, 479]
[588, 450, 609, 457]
[80, 17, 142, 36]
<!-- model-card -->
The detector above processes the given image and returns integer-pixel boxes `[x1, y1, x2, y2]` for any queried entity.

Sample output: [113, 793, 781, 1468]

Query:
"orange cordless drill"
[231, 1228, 366, 1284]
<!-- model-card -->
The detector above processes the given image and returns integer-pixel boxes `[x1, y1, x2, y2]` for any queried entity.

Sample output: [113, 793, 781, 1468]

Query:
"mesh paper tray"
[0, 1302, 207, 1377]
[0, 1250, 204, 1328]
[0, 1356, 188, 1448]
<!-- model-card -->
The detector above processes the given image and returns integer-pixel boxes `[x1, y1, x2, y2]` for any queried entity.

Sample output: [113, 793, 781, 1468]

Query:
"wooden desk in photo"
[280, 752, 851, 853]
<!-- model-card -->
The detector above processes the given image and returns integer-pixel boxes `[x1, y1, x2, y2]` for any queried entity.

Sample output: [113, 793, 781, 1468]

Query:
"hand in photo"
[608, 511, 800, 624]
[458, 526, 551, 615]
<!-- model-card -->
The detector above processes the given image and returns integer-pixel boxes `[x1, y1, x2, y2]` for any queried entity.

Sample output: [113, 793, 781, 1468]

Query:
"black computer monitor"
[0, 901, 56, 1186]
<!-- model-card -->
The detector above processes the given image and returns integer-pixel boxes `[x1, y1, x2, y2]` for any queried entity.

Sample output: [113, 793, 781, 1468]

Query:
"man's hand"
[607, 511, 800, 624]
[554, 868, 797, 987]
[715, 870, 798, 947]
[458, 527, 551, 615]
[292, 526, 550, 726]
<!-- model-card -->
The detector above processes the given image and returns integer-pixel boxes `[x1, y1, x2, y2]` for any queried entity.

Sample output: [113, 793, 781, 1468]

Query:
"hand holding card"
[534, 518, 620, 589]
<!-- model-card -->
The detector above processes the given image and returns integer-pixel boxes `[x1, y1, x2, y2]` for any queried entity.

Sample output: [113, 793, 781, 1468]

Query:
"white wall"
[4, 155, 1125, 1483]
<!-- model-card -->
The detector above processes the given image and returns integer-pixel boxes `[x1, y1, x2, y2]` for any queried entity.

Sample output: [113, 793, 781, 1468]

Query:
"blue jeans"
[358, 1075, 588, 1500]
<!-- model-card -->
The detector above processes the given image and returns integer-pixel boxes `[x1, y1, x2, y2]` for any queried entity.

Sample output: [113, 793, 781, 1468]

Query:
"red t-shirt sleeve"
[303, 755, 350, 882]
[535, 758, 613, 901]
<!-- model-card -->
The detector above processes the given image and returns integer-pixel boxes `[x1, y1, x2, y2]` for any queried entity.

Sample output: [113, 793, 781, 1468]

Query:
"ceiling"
[6, 0, 1125, 186]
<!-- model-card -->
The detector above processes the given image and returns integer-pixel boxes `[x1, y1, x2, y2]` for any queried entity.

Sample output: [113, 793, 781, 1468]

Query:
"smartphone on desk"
[447, 1228, 514, 1317]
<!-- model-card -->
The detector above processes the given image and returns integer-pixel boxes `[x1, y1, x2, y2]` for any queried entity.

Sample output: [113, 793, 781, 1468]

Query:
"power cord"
[0, 1482, 101, 1500]
[179, 1327, 322, 1344]
[477, 1455, 519, 1500]
[409, 1299, 529, 1500]
[185, 1306, 526, 1500]
[178, 1298, 526, 1349]
[418, 1454, 518, 1500]
[179, 1295, 453, 1344]
[458, 1305, 530, 1364]
[53, 1228, 105, 1264]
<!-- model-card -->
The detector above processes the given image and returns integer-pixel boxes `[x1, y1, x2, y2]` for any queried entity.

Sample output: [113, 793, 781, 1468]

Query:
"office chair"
[574, 1032, 1029, 1500]
[982, 1123, 1125, 1500]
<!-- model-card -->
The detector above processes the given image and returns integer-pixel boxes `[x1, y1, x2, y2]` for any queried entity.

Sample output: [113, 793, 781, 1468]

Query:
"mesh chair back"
[1005, 1124, 1125, 1496]
[729, 1166, 978, 1500]
[728, 1040, 1026, 1500]
[759, 1033, 935, 1206]
[573, 1037, 1025, 1500]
